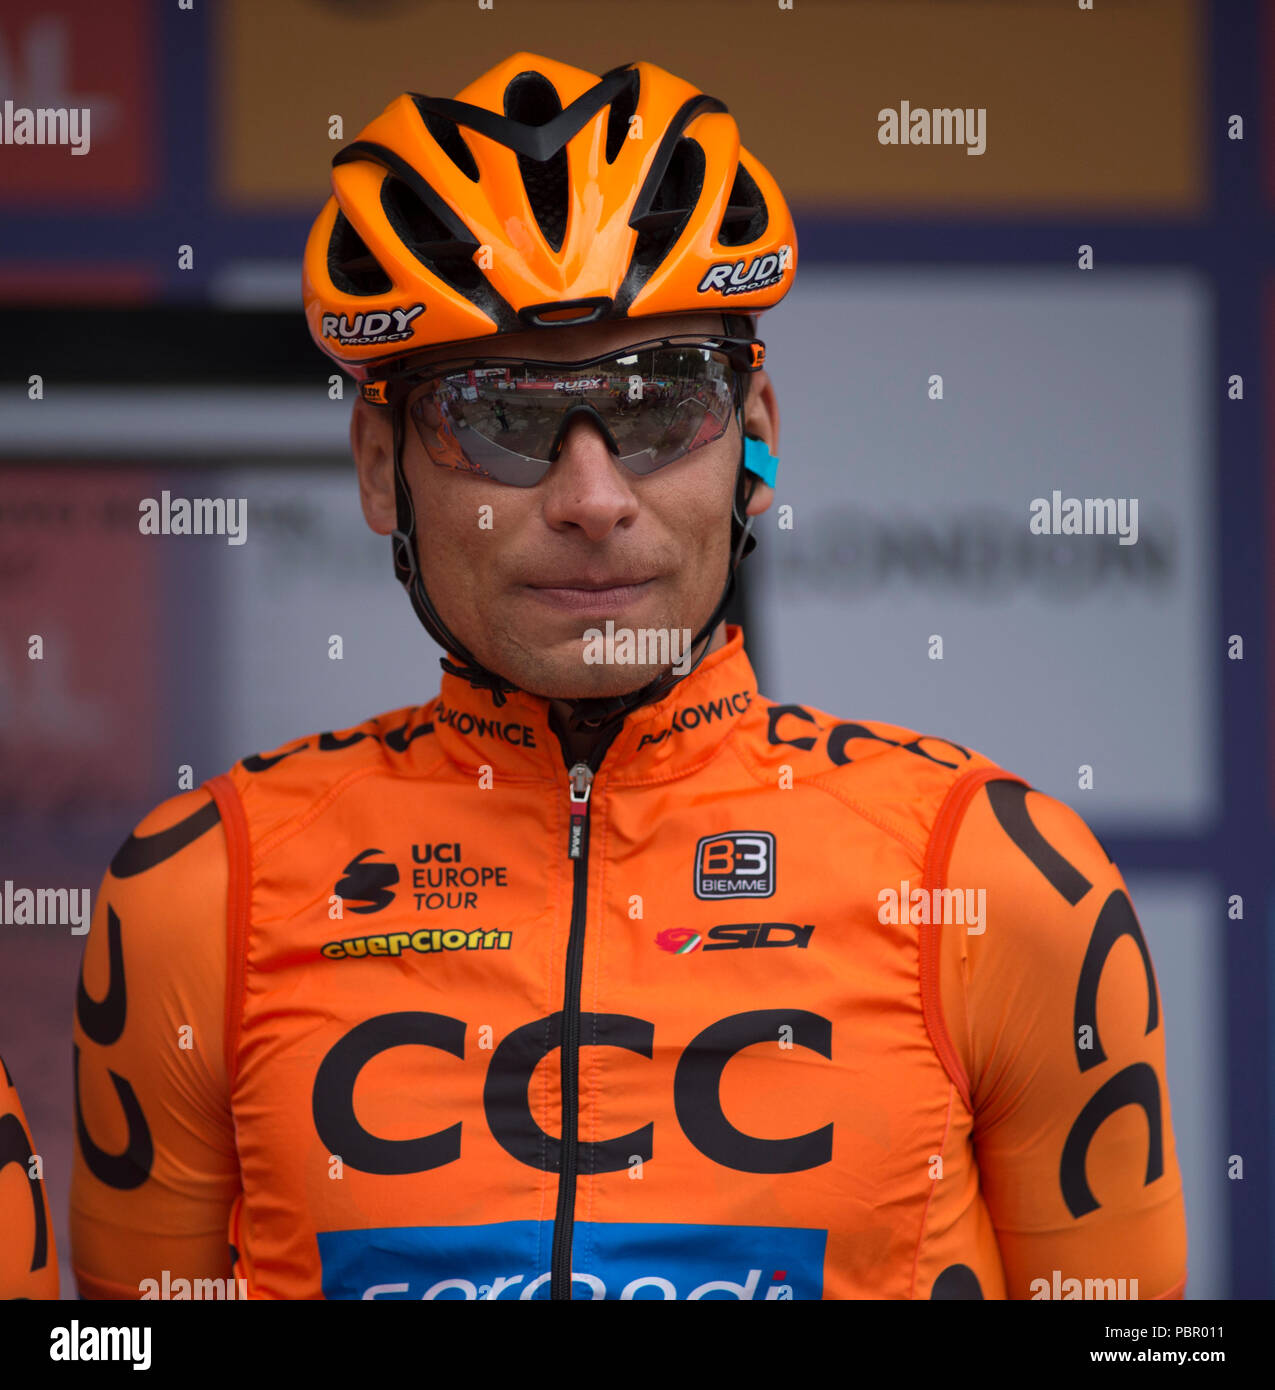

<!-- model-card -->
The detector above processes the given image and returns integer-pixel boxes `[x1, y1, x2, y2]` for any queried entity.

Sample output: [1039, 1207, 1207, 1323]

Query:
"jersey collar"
[429, 624, 758, 783]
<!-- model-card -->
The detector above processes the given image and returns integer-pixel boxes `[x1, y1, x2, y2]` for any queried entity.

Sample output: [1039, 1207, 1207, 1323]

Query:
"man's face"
[351, 311, 777, 699]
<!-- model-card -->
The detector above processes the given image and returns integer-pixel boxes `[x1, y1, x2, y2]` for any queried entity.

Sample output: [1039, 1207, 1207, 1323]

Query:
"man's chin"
[525, 661, 683, 701]
[461, 621, 707, 700]
[470, 617, 697, 697]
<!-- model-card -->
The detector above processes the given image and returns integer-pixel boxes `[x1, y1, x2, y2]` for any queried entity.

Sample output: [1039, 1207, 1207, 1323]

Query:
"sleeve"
[941, 778, 1188, 1300]
[70, 786, 240, 1299]
[0, 1055, 59, 1299]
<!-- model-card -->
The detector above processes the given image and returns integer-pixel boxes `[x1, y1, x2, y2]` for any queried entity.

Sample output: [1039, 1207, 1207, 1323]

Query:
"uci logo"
[334, 848, 399, 914]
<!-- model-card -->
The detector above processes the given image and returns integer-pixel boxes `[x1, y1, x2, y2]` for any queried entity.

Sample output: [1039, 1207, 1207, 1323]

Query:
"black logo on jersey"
[109, 799, 221, 877]
[0, 1087, 50, 1274]
[335, 849, 399, 915]
[635, 690, 753, 750]
[693, 831, 775, 899]
[74, 903, 154, 1190]
[241, 723, 433, 774]
[702, 922, 813, 951]
[931, 1264, 984, 1299]
[980, 780, 1167, 1221]
[313, 1007, 833, 1176]
[655, 923, 813, 953]
[765, 704, 971, 771]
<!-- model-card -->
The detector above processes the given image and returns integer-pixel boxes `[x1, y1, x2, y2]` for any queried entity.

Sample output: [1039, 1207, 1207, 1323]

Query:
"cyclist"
[71, 53, 1187, 1300]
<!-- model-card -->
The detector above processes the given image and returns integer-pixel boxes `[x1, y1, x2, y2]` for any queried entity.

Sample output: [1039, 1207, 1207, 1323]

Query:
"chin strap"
[389, 400, 520, 708]
[388, 383, 761, 738]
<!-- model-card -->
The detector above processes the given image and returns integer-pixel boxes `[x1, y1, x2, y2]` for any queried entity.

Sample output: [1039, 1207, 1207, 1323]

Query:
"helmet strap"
[389, 399, 519, 708]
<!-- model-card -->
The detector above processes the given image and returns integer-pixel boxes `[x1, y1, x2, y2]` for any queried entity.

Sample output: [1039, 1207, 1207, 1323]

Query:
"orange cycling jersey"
[70, 625, 1187, 1300]
[1, 1056, 59, 1298]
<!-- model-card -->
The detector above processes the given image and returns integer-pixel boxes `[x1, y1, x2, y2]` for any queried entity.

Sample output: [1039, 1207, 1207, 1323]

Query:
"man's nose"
[547, 403, 620, 463]
[539, 412, 640, 537]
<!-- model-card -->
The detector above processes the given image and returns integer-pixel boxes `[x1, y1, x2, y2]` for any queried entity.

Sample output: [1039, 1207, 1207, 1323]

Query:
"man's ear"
[741, 370, 779, 518]
[350, 396, 398, 535]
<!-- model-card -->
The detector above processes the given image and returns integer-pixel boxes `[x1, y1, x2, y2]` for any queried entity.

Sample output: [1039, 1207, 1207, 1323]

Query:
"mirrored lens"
[405, 345, 739, 486]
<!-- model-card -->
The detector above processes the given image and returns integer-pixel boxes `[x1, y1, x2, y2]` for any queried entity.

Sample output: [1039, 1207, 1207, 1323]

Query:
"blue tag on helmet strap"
[743, 435, 778, 487]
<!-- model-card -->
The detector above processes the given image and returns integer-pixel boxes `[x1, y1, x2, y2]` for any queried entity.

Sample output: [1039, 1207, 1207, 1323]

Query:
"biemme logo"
[318, 1220, 825, 1299]
[693, 831, 775, 899]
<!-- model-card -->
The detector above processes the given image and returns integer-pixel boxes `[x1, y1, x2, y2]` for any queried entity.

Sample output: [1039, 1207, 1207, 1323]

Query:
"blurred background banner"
[215, 0, 1202, 211]
[0, 0, 1266, 1300]
[0, 0, 155, 207]
[0, 468, 166, 851]
[0, 0, 1207, 299]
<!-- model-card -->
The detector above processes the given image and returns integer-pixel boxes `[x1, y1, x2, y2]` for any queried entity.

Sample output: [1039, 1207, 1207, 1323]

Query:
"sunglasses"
[362, 335, 765, 487]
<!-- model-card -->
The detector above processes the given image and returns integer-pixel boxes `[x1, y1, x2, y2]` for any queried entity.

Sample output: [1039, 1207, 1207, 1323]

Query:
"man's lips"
[527, 574, 657, 589]
[523, 577, 657, 613]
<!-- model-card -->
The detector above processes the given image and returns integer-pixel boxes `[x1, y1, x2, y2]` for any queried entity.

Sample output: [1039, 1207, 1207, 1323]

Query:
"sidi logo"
[657, 923, 814, 953]
[321, 305, 424, 346]
[656, 927, 703, 954]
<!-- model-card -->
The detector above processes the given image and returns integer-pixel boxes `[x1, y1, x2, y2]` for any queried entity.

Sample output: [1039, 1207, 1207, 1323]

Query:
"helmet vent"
[328, 210, 393, 296]
[605, 68, 640, 164]
[381, 176, 483, 292]
[504, 71, 569, 253]
[717, 160, 769, 247]
[630, 136, 704, 273]
[413, 99, 480, 182]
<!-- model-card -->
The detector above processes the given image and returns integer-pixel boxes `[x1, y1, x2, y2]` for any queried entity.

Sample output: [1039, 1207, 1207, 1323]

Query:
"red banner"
[0, 1, 155, 206]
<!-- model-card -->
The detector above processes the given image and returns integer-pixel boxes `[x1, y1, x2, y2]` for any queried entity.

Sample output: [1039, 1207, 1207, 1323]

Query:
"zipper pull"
[567, 761, 594, 860]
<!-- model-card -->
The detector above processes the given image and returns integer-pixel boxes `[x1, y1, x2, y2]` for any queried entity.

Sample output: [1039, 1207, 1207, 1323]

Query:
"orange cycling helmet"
[302, 53, 796, 734]
[303, 52, 796, 376]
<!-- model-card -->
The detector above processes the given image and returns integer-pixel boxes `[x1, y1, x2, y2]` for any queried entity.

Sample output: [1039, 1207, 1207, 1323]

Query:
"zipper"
[550, 756, 595, 1300]
[565, 761, 592, 862]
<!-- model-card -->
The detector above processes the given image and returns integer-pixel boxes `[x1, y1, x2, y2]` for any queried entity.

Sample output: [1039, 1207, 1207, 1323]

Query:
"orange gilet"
[71, 625, 1187, 1300]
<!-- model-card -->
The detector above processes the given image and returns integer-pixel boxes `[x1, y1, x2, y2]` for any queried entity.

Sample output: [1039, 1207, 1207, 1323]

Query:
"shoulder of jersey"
[742, 693, 1020, 799]
[221, 701, 438, 809]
